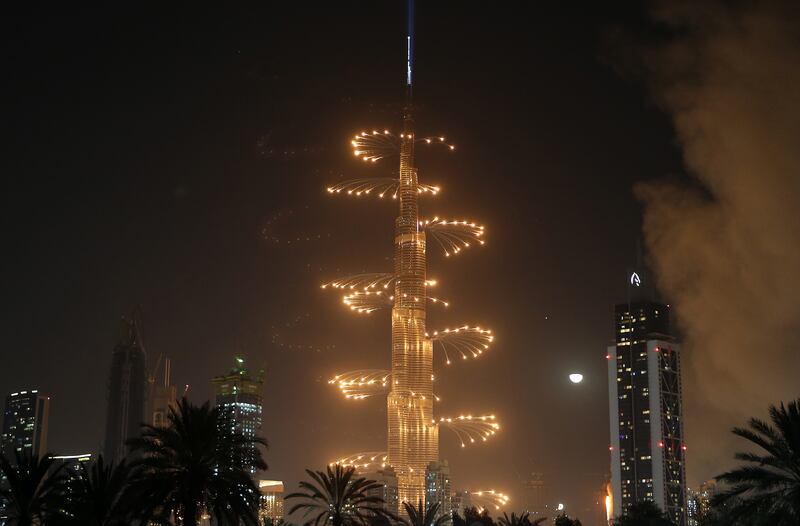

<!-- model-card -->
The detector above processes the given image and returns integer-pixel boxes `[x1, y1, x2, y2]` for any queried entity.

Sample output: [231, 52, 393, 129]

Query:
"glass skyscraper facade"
[1, 390, 50, 459]
[212, 356, 264, 474]
[425, 460, 452, 522]
[104, 314, 147, 464]
[608, 274, 687, 525]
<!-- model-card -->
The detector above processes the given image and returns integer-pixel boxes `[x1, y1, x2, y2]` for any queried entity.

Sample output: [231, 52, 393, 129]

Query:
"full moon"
[569, 373, 584, 384]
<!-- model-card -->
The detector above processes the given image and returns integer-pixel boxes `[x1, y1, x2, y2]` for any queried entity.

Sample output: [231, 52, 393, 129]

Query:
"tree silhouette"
[554, 513, 583, 526]
[53, 455, 138, 525]
[498, 511, 547, 526]
[612, 500, 670, 525]
[286, 464, 394, 526]
[403, 500, 449, 526]
[128, 397, 267, 526]
[0, 451, 67, 525]
[461, 506, 495, 526]
[712, 399, 800, 525]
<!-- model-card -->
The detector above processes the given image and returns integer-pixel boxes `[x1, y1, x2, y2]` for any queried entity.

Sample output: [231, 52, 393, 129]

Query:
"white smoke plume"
[635, 1, 800, 484]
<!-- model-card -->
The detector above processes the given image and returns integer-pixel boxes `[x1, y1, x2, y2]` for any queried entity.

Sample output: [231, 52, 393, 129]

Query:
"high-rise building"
[608, 270, 687, 525]
[686, 490, 698, 526]
[318, 0, 498, 511]
[687, 480, 716, 526]
[426, 460, 452, 521]
[104, 312, 148, 464]
[451, 490, 472, 517]
[258, 480, 285, 522]
[212, 356, 264, 474]
[520, 470, 546, 516]
[1, 390, 50, 459]
[362, 466, 400, 516]
[148, 356, 176, 428]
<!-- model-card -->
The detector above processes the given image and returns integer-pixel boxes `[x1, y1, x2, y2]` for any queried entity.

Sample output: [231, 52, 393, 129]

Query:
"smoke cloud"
[635, 1, 800, 484]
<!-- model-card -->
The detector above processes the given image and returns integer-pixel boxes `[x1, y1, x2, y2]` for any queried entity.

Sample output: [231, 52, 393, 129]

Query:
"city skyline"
[3, 2, 799, 522]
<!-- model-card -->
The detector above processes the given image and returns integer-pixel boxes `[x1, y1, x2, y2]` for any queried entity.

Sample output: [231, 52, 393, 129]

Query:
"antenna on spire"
[405, 0, 415, 105]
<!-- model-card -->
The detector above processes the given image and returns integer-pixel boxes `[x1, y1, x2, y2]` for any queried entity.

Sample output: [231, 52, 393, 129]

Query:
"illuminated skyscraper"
[321, 0, 499, 510]
[426, 460, 452, 521]
[104, 311, 147, 464]
[258, 480, 285, 522]
[1, 390, 50, 459]
[212, 356, 264, 474]
[608, 271, 687, 525]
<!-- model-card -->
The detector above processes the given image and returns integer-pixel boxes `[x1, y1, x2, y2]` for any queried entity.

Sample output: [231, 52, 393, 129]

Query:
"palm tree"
[612, 500, 667, 525]
[286, 464, 395, 526]
[128, 397, 268, 526]
[55, 455, 137, 525]
[711, 399, 800, 525]
[460, 506, 495, 526]
[0, 451, 67, 525]
[498, 511, 547, 526]
[403, 500, 448, 526]
[553, 514, 582, 526]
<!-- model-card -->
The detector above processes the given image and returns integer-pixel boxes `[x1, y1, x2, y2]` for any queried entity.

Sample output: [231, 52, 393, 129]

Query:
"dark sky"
[2, 3, 694, 522]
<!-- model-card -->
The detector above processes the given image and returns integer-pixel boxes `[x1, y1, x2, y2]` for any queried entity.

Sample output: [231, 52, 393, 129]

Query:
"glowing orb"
[568, 373, 584, 384]
[557, 503, 565, 511]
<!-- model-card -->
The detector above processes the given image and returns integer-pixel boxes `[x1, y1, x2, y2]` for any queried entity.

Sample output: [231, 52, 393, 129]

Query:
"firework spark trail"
[470, 490, 511, 511]
[427, 326, 494, 364]
[422, 218, 485, 257]
[321, 273, 395, 291]
[330, 451, 389, 470]
[437, 415, 500, 448]
[327, 178, 400, 198]
[329, 370, 391, 399]
[326, 178, 439, 200]
[351, 130, 455, 163]
[338, 290, 450, 314]
[341, 290, 393, 313]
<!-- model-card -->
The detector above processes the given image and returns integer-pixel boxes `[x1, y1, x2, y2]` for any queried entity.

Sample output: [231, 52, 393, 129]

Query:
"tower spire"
[405, 0, 414, 105]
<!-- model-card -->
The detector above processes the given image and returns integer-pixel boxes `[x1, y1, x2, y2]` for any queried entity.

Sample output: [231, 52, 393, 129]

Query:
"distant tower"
[426, 460, 452, 521]
[608, 270, 687, 525]
[104, 310, 147, 464]
[1, 390, 50, 459]
[520, 470, 545, 516]
[212, 356, 264, 474]
[148, 356, 177, 427]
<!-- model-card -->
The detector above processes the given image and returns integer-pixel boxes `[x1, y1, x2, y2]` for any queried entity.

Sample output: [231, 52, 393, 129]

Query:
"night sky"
[4, 2, 798, 523]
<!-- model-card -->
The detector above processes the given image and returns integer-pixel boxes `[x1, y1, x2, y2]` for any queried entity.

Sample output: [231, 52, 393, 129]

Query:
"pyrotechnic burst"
[351, 130, 454, 163]
[422, 218, 486, 257]
[470, 490, 511, 511]
[329, 370, 390, 399]
[326, 178, 439, 200]
[437, 415, 500, 448]
[321, 273, 395, 291]
[330, 451, 389, 470]
[427, 326, 494, 365]
[327, 178, 400, 199]
[341, 290, 393, 314]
